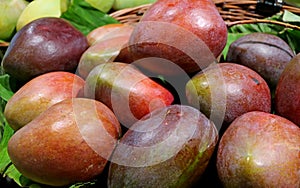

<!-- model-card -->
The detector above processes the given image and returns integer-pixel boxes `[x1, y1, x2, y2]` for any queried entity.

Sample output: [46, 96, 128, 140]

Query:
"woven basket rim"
[109, 1, 300, 25]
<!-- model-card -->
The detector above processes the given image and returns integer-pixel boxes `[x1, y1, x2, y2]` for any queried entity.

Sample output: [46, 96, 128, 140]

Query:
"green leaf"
[0, 74, 19, 186]
[0, 73, 24, 187]
[0, 116, 27, 187]
[0, 74, 13, 100]
[61, 0, 119, 35]
[2, 163, 38, 187]
[0, 74, 11, 89]
[0, 118, 14, 174]
[283, 29, 300, 54]
[282, 10, 300, 22]
[222, 33, 248, 60]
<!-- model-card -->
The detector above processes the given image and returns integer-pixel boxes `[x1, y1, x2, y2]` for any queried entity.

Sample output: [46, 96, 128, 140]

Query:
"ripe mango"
[8, 98, 121, 186]
[108, 105, 218, 187]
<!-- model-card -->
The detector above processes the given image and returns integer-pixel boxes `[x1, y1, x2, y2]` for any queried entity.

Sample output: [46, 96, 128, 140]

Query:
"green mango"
[0, 0, 28, 40]
[113, 0, 156, 10]
[16, 0, 62, 31]
[85, 0, 114, 13]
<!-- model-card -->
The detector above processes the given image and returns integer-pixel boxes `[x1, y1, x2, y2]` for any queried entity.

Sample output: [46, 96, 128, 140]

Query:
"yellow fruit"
[16, 0, 61, 31]
[60, 0, 70, 13]
[113, 0, 156, 10]
[0, 0, 28, 40]
[85, 0, 114, 13]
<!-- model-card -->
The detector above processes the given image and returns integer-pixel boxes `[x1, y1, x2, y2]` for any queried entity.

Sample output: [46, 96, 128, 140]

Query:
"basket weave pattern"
[109, 4, 151, 24]
[109, 0, 300, 26]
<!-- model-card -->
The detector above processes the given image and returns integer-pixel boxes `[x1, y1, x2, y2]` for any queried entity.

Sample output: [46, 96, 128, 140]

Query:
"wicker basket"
[109, 0, 300, 28]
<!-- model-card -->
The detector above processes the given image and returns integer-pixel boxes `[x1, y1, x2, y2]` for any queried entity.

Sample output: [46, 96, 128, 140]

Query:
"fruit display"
[1, 0, 300, 188]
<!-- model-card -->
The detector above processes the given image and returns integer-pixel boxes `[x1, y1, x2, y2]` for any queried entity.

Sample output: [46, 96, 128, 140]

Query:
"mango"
[84, 62, 174, 127]
[2, 17, 89, 83]
[118, 0, 227, 75]
[4, 71, 85, 130]
[108, 104, 218, 187]
[8, 98, 121, 186]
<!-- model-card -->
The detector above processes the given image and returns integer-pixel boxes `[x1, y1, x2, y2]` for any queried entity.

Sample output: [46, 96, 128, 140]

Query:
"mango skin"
[1, 17, 89, 83]
[8, 98, 121, 187]
[84, 62, 174, 127]
[226, 32, 295, 88]
[186, 63, 271, 129]
[108, 105, 218, 188]
[275, 53, 300, 126]
[4, 71, 85, 130]
[217, 111, 300, 187]
[138, 0, 227, 57]
[122, 0, 227, 75]
[86, 23, 134, 46]
[78, 36, 132, 79]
